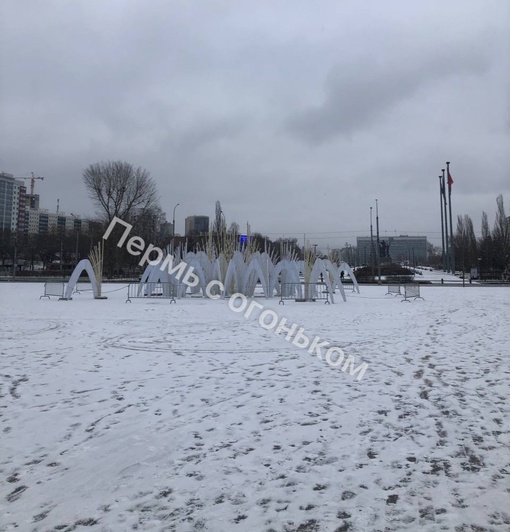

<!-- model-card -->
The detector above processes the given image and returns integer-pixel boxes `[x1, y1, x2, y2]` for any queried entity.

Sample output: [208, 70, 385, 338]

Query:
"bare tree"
[481, 211, 490, 241]
[83, 161, 160, 276]
[454, 214, 478, 272]
[228, 222, 240, 236]
[213, 200, 226, 235]
[478, 211, 493, 278]
[477, 197, 509, 279]
[83, 161, 159, 225]
[492, 194, 509, 272]
[465, 215, 478, 267]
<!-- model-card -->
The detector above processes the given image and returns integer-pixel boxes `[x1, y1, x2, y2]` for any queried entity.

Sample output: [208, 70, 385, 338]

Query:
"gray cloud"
[0, 0, 509, 250]
[286, 43, 490, 143]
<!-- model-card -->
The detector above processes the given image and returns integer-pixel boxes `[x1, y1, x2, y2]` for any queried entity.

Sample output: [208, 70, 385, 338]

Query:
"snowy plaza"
[1, 280, 509, 531]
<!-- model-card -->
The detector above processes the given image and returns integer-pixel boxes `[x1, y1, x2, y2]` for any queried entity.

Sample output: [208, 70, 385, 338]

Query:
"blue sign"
[240, 235, 248, 243]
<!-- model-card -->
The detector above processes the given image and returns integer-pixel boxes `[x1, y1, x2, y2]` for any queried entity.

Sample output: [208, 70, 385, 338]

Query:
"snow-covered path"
[1, 283, 509, 531]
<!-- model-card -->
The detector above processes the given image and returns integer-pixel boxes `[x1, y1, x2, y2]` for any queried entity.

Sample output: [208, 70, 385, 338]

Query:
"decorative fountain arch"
[64, 241, 106, 300]
[64, 259, 100, 300]
[64, 238, 359, 304]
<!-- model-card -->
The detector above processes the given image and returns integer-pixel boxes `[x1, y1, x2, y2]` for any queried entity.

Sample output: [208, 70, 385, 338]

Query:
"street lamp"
[70, 213, 80, 266]
[12, 234, 17, 280]
[376, 199, 381, 284]
[345, 242, 352, 266]
[172, 203, 180, 242]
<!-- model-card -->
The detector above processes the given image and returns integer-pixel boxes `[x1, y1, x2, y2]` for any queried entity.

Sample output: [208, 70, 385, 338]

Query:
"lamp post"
[70, 213, 80, 266]
[376, 199, 381, 284]
[438, 175, 445, 270]
[12, 234, 17, 280]
[220, 210, 227, 252]
[172, 203, 180, 243]
[442, 168, 450, 273]
[344, 242, 350, 266]
[370, 207, 375, 280]
[446, 161, 455, 274]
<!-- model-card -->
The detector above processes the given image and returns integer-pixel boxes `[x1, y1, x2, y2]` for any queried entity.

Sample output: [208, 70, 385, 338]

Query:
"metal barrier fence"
[386, 284, 403, 297]
[402, 284, 425, 302]
[126, 282, 176, 303]
[40, 282, 66, 300]
[279, 283, 331, 304]
[73, 282, 93, 294]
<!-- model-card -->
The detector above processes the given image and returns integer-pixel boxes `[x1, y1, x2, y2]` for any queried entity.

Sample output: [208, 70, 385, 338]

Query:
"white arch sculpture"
[64, 259, 100, 300]
[222, 251, 245, 297]
[269, 259, 302, 299]
[137, 262, 173, 297]
[195, 252, 215, 285]
[136, 251, 357, 302]
[243, 257, 270, 298]
[308, 258, 336, 303]
[185, 257, 210, 297]
[322, 259, 347, 302]
[258, 252, 274, 290]
[216, 253, 228, 284]
[339, 261, 360, 293]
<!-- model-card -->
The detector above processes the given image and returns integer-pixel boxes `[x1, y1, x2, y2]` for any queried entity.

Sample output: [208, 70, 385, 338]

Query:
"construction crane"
[19, 172, 44, 195]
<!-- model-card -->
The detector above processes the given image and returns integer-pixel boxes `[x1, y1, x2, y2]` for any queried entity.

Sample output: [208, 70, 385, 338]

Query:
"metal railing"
[73, 282, 93, 294]
[40, 282, 66, 300]
[385, 284, 403, 297]
[279, 282, 331, 304]
[126, 282, 177, 303]
[401, 284, 425, 302]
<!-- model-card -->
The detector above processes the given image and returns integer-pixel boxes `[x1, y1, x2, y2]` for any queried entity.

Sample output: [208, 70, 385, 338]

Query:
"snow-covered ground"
[411, 268, 471, 284]
[1, 282, 509, 531]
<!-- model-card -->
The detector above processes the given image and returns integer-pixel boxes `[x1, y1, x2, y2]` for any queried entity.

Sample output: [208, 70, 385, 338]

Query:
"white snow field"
[1, 282, 509, 532]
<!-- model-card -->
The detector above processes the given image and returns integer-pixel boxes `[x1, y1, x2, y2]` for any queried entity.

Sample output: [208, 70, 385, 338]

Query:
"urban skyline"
[2, 170, 440, 259]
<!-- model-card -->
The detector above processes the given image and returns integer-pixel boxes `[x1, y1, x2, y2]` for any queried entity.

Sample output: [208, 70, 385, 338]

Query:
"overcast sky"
[1, 0, 509, 250]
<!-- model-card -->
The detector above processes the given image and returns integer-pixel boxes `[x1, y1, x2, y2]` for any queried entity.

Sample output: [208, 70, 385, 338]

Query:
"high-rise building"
[1, 172, 89, 235]
[25, 193, 40, 210]
[17, 184, 28, 233]
[185, 215, 209, 236]
[0, 172, 25, 233]
[26, 209, 88, 234]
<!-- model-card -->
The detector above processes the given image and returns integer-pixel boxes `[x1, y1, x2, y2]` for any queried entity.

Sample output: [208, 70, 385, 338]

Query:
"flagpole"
[376, 199, 381, 284]
[447, 161, 455, 274]
[370, 206, 375, 280]
[438, 175, 445, 270]
[442, 168, 450, 273]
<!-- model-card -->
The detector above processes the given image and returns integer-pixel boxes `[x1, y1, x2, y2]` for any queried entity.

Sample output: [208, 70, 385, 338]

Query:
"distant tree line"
[1, 160, 311, 278]
[0, 221, 96, 274]
[453, 194, 509, 279]
[0, 226, 307, 278]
